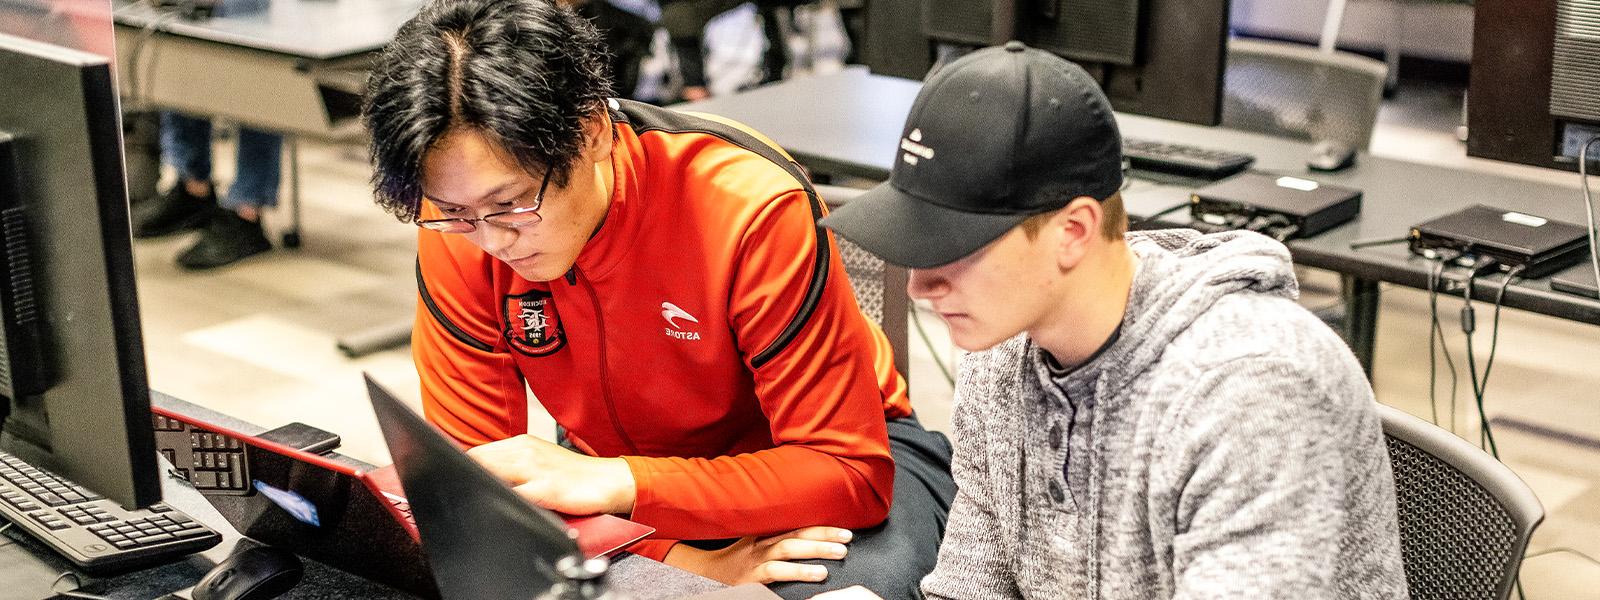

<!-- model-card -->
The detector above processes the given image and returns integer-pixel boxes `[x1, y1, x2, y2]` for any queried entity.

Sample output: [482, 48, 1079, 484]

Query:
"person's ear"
[582, 109, 614, 163]
[1054, 197, 1103, 270]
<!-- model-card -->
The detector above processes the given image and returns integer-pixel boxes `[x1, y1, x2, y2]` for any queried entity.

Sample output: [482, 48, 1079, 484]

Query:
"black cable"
[1478, 266, 1524, 416]
[1426, 260, 1441, 426]
[1349, 235, 1411, 250]
[1460, 266, 1497, 456]
[1579, 138, 1600, 300]
[1131, 202, 1191, 226]
[1433, 260, 1459, 435]
[1464, 266, 1523, 460]
[1428, 259, 1461, 434]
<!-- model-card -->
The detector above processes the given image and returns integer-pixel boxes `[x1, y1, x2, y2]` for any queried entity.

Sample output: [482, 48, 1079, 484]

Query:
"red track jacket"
[413, 100, 912, 561]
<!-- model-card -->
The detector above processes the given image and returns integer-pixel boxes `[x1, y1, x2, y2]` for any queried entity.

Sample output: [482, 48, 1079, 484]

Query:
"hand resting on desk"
[664, 526, 854, 586]
[466, 433, 637, 515]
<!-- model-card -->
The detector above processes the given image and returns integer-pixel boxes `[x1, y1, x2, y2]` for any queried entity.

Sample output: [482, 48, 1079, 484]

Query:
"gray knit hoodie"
[921, 229, 1408, 599]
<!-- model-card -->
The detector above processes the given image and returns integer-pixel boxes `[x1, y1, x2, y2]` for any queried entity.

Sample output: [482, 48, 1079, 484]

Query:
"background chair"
[1222, 37, 1389, 150]
[1221, 38, 1389, 364]
[815, 184, 910, 383]
[1378, 403, 1544, 600]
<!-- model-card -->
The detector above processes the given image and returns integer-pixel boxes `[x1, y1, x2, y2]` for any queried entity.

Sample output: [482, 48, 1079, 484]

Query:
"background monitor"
[0, 32, 160, 510]
[862, 0, 1232, 126]
[1467, 0, 1600, 172]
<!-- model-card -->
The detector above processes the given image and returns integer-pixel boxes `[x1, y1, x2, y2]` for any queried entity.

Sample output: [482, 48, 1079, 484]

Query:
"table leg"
[285, 137, 303, 248]
[1342, 274, 1380, 379]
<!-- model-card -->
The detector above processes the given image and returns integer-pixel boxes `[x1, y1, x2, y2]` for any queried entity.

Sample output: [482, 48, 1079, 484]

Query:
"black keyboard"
[1123, 138, 1255, 180]
[153, 414, 250, 494]
[0, 450, 221, 571]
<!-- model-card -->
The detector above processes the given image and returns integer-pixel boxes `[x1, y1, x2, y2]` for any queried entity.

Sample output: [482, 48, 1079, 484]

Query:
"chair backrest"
[1378, 404, 1544, 600]
[1222, 37, 1388, 150]
[815, 184, 910, 382]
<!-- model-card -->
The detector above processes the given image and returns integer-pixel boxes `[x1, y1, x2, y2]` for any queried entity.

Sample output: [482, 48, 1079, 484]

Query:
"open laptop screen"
[153, 407, 438, 598]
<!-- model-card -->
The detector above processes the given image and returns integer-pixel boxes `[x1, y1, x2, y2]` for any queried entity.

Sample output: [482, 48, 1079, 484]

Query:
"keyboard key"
[149, 503, 173, 513]
[133, 533, 175, 545]
[174, 527, 212, 539]
[111, 539, 138, 549]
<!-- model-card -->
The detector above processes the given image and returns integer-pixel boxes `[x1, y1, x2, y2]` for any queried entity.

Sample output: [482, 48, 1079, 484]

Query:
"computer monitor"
[0, 32, 161, 510]
[1467, 0, 1600, 172]
[862, 0, 1230, 126]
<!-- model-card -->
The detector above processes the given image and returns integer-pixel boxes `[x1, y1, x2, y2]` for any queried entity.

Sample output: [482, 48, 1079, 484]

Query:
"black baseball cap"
[821, 42, 1123, 269]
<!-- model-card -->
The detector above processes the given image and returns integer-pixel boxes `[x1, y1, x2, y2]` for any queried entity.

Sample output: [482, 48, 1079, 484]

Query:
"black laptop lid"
[365, 374, 583, 600]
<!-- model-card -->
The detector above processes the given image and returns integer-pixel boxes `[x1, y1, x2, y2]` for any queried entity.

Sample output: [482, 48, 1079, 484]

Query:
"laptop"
[365, 374, 779, 600]
[152, 406, 653, 599]
[1551, 259, 1599, 299]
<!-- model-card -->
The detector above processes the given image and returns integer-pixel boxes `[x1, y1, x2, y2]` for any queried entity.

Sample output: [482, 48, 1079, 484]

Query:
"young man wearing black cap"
[817, 42, 1408, 599]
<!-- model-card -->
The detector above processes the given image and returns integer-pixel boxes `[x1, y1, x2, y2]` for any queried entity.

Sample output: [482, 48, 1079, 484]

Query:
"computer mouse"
[1307, 139, 1357, 172]
[192, 546, 304, 600]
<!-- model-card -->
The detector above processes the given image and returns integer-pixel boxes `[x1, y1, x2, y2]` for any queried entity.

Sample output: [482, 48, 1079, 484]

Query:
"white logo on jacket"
[661, 301, 702, 341]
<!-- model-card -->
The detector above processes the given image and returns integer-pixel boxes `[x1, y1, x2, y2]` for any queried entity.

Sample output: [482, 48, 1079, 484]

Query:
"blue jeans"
[160, 112, 281, 209]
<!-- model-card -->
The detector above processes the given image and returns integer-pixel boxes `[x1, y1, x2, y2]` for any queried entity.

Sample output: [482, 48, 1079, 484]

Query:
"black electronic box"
[1409, 204, 1590, 278]
[1189, 172, 1362, 240]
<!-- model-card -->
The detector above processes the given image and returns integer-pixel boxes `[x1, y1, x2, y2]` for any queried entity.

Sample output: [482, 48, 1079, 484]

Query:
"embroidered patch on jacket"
[501, 290, 566, 357]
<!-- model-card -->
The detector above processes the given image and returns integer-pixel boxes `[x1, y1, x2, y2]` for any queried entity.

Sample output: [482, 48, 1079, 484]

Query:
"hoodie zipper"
[566, 266, 640, 455]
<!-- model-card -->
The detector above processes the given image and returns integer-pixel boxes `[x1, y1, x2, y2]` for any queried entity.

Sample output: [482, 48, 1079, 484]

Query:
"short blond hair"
[1019, 192, 1127, 241]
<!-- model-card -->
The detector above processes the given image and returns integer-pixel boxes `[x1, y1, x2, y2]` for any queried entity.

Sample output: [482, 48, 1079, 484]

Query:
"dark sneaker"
[176, 210, 272, 270]
[132, 183, 219, 238]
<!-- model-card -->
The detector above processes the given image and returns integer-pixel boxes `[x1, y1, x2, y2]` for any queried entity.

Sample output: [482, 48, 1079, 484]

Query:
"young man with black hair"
[818, 43, 1408, 599]
[361, 1, 952, 598]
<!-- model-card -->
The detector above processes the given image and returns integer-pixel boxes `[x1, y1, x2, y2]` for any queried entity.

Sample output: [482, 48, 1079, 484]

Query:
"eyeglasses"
[416, 169, 553, 234]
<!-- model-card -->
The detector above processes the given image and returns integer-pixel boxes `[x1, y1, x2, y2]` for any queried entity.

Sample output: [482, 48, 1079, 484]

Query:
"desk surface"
[1, 393, 722, 599]
[683, 67, 1600, 326]
[113, 0, 421, 60]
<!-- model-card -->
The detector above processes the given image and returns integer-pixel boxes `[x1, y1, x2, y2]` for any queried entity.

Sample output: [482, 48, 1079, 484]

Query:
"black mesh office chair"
[1378, 404, 1544, 600]
[816, 184, 910, 382]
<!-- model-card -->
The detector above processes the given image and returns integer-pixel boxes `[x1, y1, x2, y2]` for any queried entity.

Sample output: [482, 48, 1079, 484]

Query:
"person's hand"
[809, 586, 883, 600]
[465, 434, 635, 515]
[663, 526, 854, 586]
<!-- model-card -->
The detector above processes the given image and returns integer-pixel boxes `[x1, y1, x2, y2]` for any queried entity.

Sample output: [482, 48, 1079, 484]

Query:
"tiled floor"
[128, 44, 1600, 600]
